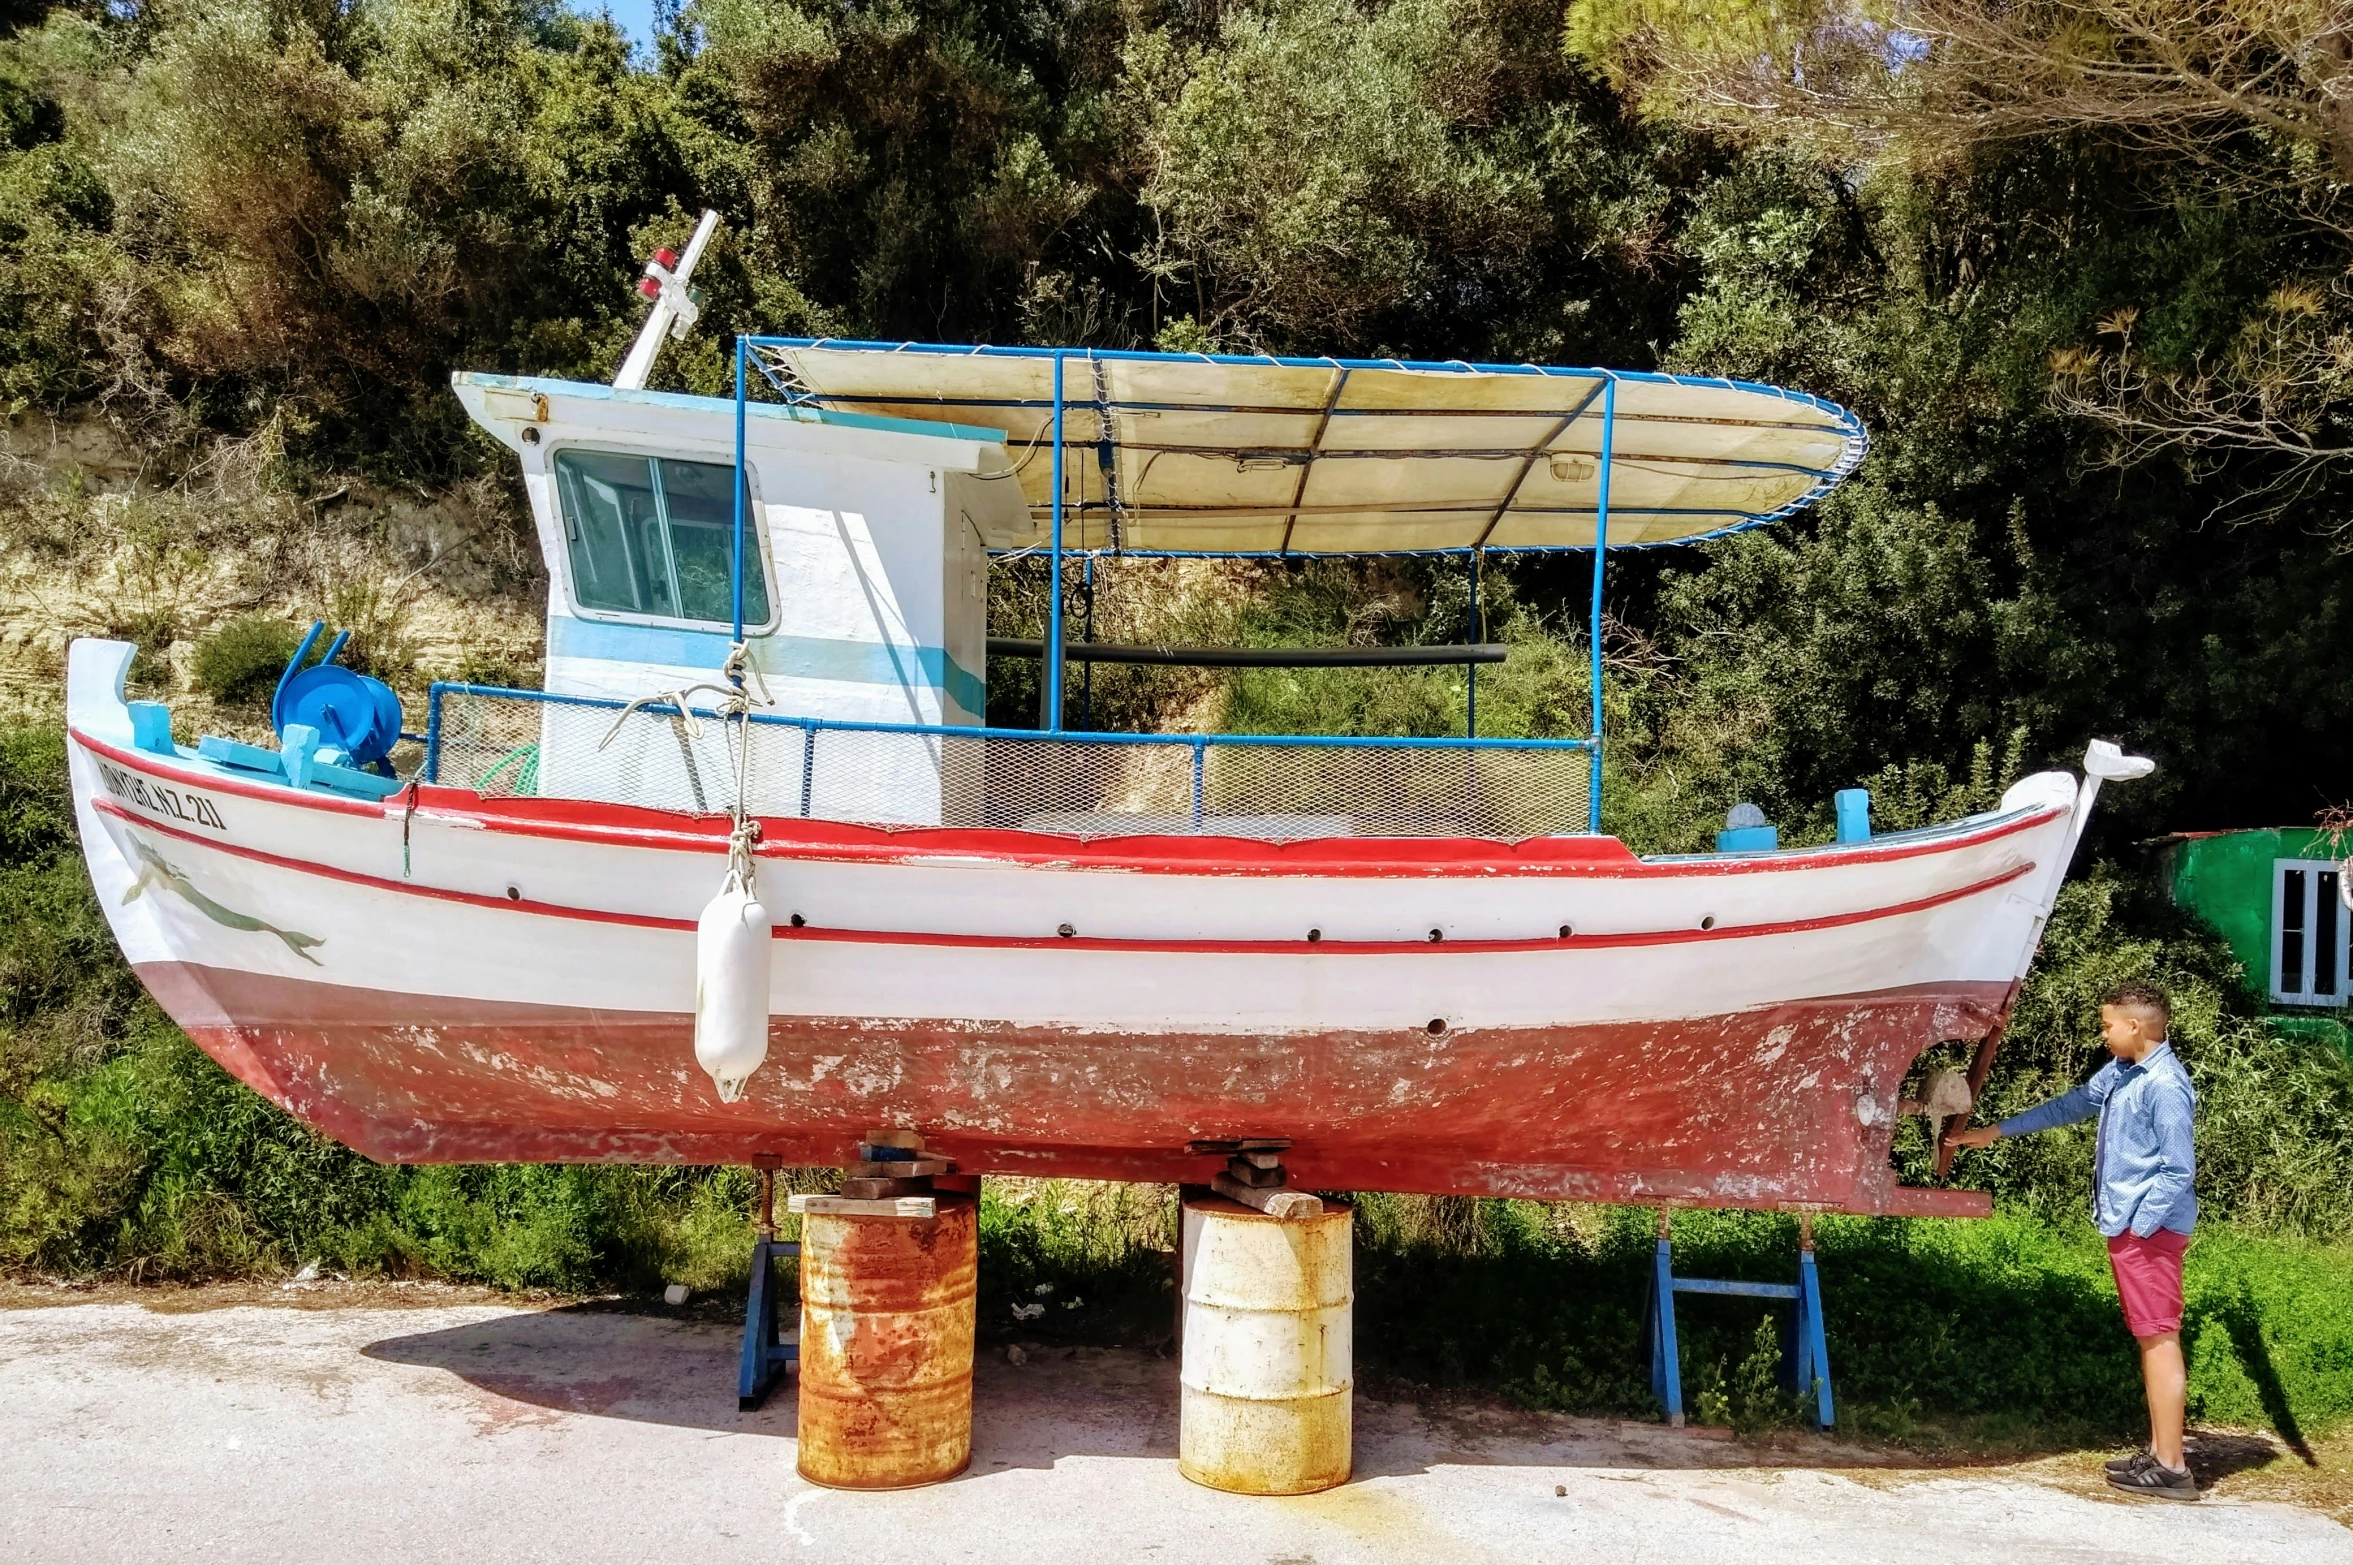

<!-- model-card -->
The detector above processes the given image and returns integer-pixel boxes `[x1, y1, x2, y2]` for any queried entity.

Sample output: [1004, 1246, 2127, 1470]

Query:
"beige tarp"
[769, 344, 1867, 554]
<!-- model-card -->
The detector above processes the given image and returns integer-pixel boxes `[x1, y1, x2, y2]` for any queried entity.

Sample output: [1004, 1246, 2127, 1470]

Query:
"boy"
[1946, 981, 2198, 1500]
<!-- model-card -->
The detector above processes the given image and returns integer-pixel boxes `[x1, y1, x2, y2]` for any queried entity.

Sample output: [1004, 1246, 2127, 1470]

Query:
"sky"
[578, 0, 663, 57]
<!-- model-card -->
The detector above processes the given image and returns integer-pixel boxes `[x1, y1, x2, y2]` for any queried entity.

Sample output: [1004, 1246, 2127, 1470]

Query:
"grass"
[968, 1186, 2353, 1452]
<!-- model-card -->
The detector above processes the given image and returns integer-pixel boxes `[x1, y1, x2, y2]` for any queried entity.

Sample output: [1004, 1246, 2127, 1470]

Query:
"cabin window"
[2271, 858, 2350, 1007]
[553, 450, 772, 627]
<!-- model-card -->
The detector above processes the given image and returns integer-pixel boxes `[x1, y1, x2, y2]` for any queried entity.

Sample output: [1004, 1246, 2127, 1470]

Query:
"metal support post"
[739, 1154, 800, 1410]
[1645, 1207, 1834, 1431]
[1794, 1213, 1835, 1429]
[1587, 378, 1614, 834]
[731, 336, 749, 644]
[1647, 1209, 1684, 1426]
[1467, 550, 1481, 738]
[1044, 353, 1068, 731]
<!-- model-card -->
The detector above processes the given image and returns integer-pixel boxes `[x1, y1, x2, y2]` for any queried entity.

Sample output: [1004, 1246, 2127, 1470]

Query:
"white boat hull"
[67, 640, 2095, 1213]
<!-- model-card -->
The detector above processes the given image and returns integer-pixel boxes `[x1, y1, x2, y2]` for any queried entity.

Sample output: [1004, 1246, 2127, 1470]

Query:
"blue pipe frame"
[721, 341, 1689, 836]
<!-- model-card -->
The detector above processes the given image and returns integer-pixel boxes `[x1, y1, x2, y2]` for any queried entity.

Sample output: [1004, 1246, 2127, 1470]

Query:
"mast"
[615, 209, 720, 391]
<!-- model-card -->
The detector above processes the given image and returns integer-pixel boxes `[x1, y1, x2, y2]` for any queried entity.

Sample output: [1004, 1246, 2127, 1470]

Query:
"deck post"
[1467, 549, 1481, 738]
[1081, 553, 1095, 731]
[732, 334, 749, 644]
[1588, 377, 1614, 833]
[1045, 352, 1068, 731]
[422, 683, 444, 785]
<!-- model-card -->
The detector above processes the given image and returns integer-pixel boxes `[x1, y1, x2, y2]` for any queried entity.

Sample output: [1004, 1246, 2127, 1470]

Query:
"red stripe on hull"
[142, 960, 2001, 1216]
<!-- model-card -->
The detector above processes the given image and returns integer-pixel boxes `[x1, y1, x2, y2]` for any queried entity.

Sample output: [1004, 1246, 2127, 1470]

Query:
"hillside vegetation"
[2, 0, 2352, 1445]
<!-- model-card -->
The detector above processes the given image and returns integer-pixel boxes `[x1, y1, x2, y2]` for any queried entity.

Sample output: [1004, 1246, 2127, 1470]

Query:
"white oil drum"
[1178, 1191, 1353, 1495]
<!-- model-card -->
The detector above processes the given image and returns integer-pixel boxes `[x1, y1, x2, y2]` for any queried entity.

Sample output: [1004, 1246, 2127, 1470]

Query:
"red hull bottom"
[145, 961, 1999, 1216]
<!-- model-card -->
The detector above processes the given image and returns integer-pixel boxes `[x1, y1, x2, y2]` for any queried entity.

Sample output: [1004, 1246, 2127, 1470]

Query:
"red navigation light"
[654, 248, 679, 269]
[637, 277, 662, 299]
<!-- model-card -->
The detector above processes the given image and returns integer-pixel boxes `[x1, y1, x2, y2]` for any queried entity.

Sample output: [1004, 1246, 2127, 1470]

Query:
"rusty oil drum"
[1178, 1192, 1353, 1495]
[796, 1192, 977, 1489]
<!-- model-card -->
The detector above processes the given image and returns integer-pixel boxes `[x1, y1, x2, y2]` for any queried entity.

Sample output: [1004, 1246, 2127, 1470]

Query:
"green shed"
[2158, 828, 2349, 1011]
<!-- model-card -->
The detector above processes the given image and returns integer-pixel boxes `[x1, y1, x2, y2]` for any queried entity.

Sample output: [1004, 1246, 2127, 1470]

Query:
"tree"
[1569, 0, 2353, 534]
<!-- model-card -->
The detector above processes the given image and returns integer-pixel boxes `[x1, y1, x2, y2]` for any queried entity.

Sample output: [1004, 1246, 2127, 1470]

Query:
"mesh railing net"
[429, 690, 1591, 840]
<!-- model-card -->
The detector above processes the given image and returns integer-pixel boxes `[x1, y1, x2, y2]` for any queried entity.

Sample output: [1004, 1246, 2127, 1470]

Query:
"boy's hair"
[2103, 981, 2171, 1031]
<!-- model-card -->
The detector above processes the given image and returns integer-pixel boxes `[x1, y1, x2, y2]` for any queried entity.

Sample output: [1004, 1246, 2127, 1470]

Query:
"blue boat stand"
[1646, 1209, 1834, 1429]
[738, 1157, 801, 1411]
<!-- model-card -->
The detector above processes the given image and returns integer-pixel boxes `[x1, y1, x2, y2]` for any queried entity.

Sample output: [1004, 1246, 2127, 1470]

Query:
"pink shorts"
[2107, 1229, 2190, 1338]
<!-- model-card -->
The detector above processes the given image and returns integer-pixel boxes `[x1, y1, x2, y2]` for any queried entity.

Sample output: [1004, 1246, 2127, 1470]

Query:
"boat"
[65, 221, 2152, 1216]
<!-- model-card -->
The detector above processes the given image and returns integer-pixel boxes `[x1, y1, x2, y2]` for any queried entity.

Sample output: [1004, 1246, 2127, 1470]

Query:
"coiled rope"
[598, 641, 773, 889]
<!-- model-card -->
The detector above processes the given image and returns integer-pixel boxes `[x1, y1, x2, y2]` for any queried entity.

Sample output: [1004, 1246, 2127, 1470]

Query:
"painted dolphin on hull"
[122, 836, 325, 966]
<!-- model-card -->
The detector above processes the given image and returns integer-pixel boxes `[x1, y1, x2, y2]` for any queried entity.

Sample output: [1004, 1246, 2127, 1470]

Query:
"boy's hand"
[1944, 1124, 2000, 1150]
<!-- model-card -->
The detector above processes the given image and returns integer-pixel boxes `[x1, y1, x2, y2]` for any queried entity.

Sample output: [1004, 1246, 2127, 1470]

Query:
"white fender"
[694, 876, 771, 1102]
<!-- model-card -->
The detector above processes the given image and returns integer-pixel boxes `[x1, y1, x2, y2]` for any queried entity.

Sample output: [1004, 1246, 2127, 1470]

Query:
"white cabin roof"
[452, 372, 1014, 473]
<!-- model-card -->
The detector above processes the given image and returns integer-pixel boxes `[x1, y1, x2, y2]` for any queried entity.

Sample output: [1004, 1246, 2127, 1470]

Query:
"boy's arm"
[2132, 1083, 2197, 1237]
[1948, 1080, 2099, 1148]
[1993, 1082, 2100, 1138]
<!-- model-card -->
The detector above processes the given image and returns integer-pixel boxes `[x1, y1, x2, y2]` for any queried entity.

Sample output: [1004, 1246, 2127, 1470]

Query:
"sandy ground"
[2, 1284, 2347, 1565]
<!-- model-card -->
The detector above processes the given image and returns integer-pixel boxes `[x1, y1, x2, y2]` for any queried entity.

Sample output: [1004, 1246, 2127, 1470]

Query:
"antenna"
[614, 209, 720, 391]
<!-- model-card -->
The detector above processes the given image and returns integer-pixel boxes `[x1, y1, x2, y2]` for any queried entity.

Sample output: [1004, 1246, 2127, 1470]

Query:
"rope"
[598, 643, 774, 883]
[720, 641, 767, 892]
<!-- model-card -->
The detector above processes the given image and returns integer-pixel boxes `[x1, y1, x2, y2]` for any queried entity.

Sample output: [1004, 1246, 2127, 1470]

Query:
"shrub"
[106, 608, 177, 690]
[191, 615, 299, 705]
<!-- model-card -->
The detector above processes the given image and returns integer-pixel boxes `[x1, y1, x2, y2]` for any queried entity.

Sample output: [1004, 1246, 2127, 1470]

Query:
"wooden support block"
[788, 1193, 938, 1219]
[846, 1157, 952, 1179]
[1212, 1172, 1323, 1219]
[197, 734, 285, 777]
[840, 1176, 934, 1200]
[1236, 1149, 1284, 1170]
[307, 759, 406, 800]
[862, 1128, 926, 1151]
[1222, 1158, 1286, 1188]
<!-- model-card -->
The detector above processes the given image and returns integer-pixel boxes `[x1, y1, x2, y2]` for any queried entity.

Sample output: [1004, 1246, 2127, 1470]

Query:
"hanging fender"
[695, 873, 771, 1102]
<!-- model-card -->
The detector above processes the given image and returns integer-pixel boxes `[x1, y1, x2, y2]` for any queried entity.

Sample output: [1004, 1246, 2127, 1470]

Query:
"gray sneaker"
[2103, 1449, 2151, 1476]
[2107, 1458, 2199, 1501]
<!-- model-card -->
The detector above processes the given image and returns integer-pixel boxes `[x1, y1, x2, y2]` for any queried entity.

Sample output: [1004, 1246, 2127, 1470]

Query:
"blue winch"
[272, 621, 404, 772]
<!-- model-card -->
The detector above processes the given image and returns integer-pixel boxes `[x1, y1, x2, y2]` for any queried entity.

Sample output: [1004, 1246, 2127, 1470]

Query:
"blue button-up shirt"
[1997, 1042, 2197, 1238]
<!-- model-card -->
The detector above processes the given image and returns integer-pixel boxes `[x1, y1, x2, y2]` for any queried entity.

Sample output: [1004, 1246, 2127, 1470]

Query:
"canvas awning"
[762, 342, 1868, 555]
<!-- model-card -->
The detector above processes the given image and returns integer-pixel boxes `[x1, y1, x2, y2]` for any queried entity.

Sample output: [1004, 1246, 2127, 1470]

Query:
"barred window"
[2272, 859, 2349, 1007]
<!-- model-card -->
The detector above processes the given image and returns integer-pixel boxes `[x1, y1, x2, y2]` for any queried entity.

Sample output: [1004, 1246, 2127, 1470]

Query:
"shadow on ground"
[363, 1300, 801, 1437]
[354, 1301, 2282, 1487]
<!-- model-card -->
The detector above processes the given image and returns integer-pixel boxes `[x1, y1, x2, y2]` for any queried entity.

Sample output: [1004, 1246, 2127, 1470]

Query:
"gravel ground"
[2, 1286, 2346, 1564]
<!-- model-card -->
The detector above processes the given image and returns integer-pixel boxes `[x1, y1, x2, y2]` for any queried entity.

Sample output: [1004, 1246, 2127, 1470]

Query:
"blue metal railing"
[421, 680, 1596, 788]
[421, 682, 1592, 841]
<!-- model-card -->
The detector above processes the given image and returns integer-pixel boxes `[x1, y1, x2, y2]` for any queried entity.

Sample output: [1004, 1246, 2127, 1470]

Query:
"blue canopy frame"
[725, 339, 1861, 836]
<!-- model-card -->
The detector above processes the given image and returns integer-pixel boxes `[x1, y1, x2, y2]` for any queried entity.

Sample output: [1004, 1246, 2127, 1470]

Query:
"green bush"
[105, 608, 177, 690]
[190, 615, 299, 706]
